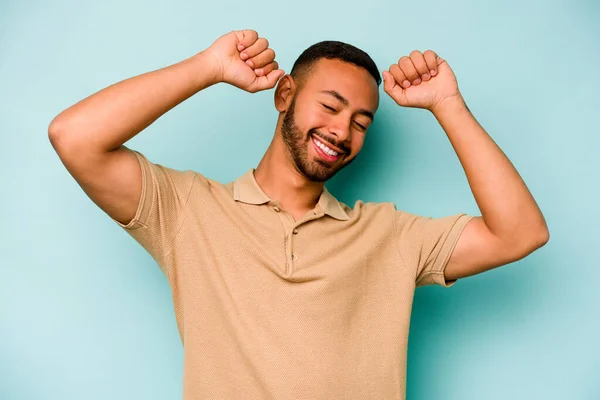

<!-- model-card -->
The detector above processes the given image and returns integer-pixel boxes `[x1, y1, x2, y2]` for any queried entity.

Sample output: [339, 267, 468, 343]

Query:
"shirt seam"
[416, 271, 444, 286]
[392, 205, 412, 276]
[163, 172, 197, 261]
[142, 222, 169, 272]
[414, 214, 473, 286]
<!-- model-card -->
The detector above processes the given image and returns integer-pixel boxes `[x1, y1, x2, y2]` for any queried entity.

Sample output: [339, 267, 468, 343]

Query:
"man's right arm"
[48, 29, 283, 226]
[48, 51, 220, 225]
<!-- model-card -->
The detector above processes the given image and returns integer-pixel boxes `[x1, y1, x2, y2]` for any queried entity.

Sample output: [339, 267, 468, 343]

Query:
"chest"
[181, 201, 400, 279]
[166, 199, 418, 363]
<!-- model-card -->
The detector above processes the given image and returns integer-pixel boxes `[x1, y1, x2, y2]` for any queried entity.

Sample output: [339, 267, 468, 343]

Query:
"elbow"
[521, 214, 550, 252]
[534, 226, 550, 249]
[48, 115, 77, 154]
[501, 226, 549, 262]
[531, 215, 550, 250]
[519, 226, 550, 256]
[48, 116, 65, 148]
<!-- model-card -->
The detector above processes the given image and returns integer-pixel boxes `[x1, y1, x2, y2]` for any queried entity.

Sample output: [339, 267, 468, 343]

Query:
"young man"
[49, 29, 549, 399]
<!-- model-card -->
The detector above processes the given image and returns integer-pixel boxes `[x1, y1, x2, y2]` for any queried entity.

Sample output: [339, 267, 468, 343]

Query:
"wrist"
[431, 94, 468, 118]
[185, 50, 223, 89]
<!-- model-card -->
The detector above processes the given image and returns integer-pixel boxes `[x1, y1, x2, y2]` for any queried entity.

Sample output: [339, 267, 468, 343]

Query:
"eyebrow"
[320, 90, 375, 122]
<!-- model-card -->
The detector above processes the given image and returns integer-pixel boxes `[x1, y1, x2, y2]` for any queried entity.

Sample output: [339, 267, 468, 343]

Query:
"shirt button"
[292, 254, 298, 261]
[292, 228, 299, 234]
[273, 206, 280, 212]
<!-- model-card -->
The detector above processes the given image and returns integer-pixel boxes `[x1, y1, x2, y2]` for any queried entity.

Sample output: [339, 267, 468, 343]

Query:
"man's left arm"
[432, 96, 549, 281]
[383, 50, 549, 282]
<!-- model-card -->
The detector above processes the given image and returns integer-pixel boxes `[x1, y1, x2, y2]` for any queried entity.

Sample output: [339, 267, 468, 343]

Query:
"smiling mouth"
[311, 135, 344, 163]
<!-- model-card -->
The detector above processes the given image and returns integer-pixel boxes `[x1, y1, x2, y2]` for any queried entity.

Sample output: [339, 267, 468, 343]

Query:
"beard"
[281, 96, 353, 182]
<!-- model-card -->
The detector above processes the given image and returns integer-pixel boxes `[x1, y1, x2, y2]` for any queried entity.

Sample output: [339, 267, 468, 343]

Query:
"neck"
[254, 134, 324, 217]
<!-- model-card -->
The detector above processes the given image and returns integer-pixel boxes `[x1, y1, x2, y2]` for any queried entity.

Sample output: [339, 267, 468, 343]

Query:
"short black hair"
[290, 40, 381, 88]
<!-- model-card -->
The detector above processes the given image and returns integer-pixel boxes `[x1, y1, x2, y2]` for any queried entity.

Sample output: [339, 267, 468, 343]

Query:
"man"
[48, 29, 549, 399]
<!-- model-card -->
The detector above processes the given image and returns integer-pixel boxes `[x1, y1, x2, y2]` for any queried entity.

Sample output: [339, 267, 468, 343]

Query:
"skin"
[254, 58, 379, 221]
[49, 29, 549, 283]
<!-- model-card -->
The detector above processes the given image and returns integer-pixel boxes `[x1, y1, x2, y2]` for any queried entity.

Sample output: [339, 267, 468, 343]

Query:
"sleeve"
[111, 150, 196, 271]
[393, 207, 475, 287]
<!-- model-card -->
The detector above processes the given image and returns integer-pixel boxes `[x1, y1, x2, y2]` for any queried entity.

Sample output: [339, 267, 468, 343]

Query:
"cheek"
[350, 136, 365, 154]
[305, 117, 327, 132]
[301, 106, 328, 130]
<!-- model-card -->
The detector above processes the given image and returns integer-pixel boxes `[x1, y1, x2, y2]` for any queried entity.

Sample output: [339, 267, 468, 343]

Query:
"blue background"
[1, 0, 598, 398]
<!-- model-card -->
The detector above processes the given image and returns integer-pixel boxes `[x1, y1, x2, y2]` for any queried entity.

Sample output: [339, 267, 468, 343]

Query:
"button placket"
[284, 227, 295, 275]
[270, 201, 292, 275]
[285, 222, 306, 275]
[285, 212, 323, 275]
[273, 205, 323, 277]
[272, 204, 298, 276]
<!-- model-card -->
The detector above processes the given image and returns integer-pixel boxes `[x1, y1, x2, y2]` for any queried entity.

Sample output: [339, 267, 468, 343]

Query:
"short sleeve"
[394, 208, 474, 287]
[112, 150, 196, 270]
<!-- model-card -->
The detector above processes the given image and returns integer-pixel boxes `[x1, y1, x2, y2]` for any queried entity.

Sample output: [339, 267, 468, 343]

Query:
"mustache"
[309, 130, 350, 154]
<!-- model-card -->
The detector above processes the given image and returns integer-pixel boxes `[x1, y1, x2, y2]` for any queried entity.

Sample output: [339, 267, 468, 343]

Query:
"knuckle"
[398, 56, 410, 65]
[410, 50, 421, 56]
[243, 30, 255, 42]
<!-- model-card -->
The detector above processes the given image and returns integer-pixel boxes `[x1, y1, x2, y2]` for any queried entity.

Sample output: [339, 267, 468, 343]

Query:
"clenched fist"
[205, 29, 285, 93]
[382, 50, 462, 112]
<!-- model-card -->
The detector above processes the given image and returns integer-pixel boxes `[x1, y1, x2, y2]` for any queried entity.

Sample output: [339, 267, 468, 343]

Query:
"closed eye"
[354, 121, 367, 131]
[322, 103, 368, 131]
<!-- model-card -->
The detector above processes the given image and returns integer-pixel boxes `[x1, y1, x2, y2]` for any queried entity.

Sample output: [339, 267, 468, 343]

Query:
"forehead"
[300, 58, 379, 110]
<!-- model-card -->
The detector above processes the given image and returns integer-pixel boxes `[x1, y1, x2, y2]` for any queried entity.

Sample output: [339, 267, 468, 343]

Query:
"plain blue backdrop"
[1, 0, 598, 399]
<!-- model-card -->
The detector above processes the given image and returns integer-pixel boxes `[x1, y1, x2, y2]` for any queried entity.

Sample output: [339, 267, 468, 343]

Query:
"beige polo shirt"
[113, 149, 474, 400]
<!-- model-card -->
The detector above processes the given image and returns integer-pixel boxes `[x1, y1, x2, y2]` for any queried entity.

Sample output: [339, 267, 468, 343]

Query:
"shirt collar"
[232, 168, 350, 221]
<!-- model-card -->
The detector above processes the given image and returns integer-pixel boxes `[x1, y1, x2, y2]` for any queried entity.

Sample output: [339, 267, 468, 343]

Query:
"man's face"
[281, 58, 379, 182]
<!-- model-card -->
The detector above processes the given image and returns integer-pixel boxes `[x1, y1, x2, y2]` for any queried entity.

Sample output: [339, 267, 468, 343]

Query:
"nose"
[328, 116, 352, 144]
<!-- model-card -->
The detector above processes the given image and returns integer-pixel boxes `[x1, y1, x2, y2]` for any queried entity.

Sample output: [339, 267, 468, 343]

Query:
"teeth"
[313, 137, 339, 156]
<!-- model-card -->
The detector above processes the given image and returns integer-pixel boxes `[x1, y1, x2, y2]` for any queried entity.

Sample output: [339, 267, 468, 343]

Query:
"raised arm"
[48, 29, 284, 225]
[383, 50, 549, 282]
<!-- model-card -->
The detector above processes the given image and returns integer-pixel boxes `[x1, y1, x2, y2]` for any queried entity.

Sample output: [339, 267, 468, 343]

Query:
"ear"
[274, 74, 296, 112]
